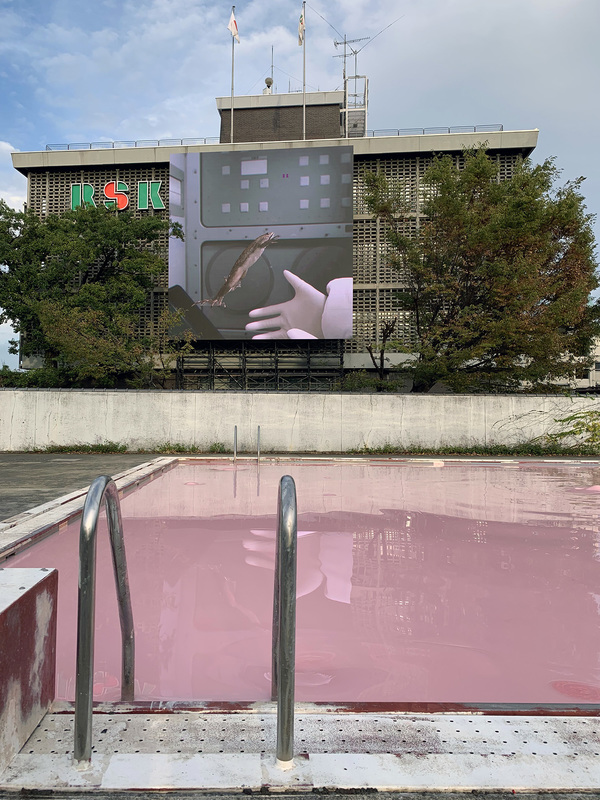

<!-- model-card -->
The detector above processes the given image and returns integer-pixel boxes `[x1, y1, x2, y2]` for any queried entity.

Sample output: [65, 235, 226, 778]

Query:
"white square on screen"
[241, 159, 267, 175]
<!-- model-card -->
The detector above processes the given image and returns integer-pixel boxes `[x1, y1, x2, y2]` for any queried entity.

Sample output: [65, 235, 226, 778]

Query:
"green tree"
[0, 202, 185, 387]
[362, 150, 600, 393]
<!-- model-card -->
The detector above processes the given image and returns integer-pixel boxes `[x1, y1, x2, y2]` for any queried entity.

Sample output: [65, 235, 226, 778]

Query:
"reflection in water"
[7, 460, 600, 704]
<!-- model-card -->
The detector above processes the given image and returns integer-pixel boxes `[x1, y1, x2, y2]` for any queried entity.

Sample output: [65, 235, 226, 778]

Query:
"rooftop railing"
[45, 125, 503, 151]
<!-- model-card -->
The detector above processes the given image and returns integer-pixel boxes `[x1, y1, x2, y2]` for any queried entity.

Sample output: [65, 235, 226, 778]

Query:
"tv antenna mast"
[333, 35, 369, 138]
[332, 18, 404, 137]
[333, 35, 369, 82]
[333, 16, 404, 81]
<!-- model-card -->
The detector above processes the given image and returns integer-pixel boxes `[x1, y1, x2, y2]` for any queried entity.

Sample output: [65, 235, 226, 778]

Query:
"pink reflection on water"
[7, 460, 600, 705]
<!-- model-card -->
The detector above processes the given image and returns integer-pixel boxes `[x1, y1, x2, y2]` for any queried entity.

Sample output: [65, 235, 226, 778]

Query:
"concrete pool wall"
[1, 389, 600, 452]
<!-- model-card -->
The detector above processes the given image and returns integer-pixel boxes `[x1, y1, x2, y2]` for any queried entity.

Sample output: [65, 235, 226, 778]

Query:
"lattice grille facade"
[27, 164, 171, 335]
[350, 154, 429, 354]
[348, 150, 522, 354]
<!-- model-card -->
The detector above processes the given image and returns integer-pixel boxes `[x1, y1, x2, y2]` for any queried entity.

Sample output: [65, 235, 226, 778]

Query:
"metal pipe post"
[257, 425, 261, 462]
[106, 485, 135, 701]
[273, 475, 297, 767]
[234, 425, 238, 461]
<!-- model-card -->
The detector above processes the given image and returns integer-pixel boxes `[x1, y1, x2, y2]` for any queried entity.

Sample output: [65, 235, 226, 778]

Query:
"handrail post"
[234, 425, 238, 461]
[271, 475, 297, 768]
[257, 425, 261, 463]
[74, 476, 135, 765]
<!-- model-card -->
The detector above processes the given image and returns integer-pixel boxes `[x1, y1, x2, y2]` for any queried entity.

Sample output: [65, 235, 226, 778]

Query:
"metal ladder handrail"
[271, 475, 297, 767]
[74, 476, 135, 764]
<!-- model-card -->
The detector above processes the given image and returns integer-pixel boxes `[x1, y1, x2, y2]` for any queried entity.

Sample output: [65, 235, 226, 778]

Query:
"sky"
[1, 0, 599, 368]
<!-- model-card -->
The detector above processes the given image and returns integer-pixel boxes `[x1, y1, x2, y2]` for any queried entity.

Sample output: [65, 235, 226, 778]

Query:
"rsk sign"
[71, 181, 165, 211]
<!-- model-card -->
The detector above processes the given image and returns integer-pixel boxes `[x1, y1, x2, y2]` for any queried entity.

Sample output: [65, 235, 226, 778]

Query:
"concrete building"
[11, 87, 541, 390]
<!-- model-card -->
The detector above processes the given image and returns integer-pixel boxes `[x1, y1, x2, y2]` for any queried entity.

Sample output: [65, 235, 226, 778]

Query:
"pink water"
[7, 460, 600, 705]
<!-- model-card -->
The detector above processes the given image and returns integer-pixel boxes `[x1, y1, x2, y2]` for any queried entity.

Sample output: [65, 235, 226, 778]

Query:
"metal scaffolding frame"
[176, 340, 344, 391]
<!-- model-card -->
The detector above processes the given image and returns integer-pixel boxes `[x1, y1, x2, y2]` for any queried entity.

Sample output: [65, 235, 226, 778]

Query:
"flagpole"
[230, 5, 235, 144]
[302, 0, 306, 140]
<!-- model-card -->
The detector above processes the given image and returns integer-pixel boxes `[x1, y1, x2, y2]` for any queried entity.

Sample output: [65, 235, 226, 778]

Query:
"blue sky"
[1, 0, 599, 367]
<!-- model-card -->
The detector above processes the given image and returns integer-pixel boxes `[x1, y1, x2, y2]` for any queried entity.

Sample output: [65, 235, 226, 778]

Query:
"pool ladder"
[74, 473, 298, 768]
[233, 425, 261, 461]
[74, 476, 135, 764]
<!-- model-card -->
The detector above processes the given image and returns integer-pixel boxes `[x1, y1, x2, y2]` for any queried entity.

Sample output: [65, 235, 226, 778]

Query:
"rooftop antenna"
[333, 16, 404, 81]
[333, 35, 368, 138]
[333, 35, 369, 82]
[333, 17, 404, 137]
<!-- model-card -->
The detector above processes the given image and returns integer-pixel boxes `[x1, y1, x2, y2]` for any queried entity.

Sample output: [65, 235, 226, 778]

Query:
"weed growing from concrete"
[208, 442, 227, 453]
[31, 441, 128, 454]
[349, 442, 600, 457]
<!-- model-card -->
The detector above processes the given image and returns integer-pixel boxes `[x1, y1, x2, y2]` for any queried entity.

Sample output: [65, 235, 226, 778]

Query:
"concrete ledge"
[3, 751, 599, 792]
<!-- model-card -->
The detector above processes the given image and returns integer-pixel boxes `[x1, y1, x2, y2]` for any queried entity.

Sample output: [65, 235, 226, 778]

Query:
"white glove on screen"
[246, 271, 353, 340]
[245, 270, 326, 339]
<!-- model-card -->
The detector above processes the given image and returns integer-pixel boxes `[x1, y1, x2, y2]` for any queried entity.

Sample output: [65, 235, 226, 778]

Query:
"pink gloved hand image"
[245, 269, 326, 339]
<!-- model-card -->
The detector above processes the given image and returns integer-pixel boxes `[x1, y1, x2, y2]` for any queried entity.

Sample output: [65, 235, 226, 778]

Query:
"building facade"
[12, 91, 539, 390]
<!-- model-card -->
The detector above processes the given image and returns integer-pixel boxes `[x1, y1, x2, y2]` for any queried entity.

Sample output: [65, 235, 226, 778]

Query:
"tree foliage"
[362, 150, 600, 393]
[0, 202, 188, 387]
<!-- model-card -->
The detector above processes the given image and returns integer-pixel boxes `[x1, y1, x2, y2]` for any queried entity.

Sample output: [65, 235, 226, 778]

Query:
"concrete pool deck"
[2, 706, 599, 793]
[0, 452, 158, 521]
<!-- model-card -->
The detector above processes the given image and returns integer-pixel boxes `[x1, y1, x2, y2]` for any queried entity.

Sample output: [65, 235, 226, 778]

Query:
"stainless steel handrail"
[74, 476, 135, 765]
[271, 475, 297, 767]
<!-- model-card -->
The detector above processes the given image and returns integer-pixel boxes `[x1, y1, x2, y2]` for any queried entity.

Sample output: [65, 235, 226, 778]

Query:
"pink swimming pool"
[5, 459, 600, 707]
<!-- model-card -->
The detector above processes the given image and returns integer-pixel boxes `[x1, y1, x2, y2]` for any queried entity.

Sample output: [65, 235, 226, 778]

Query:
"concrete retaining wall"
[1, 390, 599, 452]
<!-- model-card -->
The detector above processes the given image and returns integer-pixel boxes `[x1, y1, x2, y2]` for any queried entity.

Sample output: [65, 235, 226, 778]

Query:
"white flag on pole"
[228, 9, 240, 43]
[298, 9, 305, 45]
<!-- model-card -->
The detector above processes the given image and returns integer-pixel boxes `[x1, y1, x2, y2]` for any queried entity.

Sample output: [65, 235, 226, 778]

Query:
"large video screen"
[168, 146, 353, 340]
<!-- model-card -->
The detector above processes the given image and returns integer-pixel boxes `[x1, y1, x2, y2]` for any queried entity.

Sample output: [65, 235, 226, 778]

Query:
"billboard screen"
[168, 146, 353, 340]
